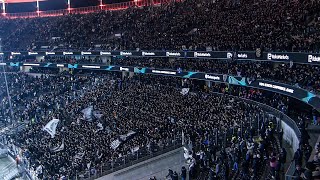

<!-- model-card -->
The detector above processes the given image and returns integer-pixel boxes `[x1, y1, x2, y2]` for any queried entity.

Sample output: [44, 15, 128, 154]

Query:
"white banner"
[110, 139, 121, 150]
[97, 122, 103, 131]
[93, 110, 103, 119]
[281, 121, 299, 152]
[51, 140, 64, 152]
[120, 130, 136, 141]
[180, 88, 190, 95]
[43, 119, 59, 138]
[81, 106, 93, 121]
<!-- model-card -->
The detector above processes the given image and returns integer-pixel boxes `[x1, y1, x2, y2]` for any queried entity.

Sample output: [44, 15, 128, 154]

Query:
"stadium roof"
[0, 0, 170, 18]
[1, 0, 133, 13]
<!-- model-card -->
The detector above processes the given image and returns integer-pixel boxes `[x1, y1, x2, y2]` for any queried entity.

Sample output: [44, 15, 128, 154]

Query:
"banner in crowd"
[180, 88, 190, 95]
[110, 139, 121, 150]
[51, 139, 64, 152]
[81, 106, 93, 121]
[120, 130, 136, 141]
[1, 50, 320, 64]
[110, 131, 136, 150]
[227, 76, 320, 111]
[43, 119, 59, 138]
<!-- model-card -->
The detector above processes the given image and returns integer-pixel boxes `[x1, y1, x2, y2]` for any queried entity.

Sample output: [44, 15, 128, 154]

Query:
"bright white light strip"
[2, 1, 5, 14]
[57, 64, 64, 67]
[23, 63, 39, 66]
[0, 63, 6, 66]
[82, 65, 100, 69]
[151, 70, 176, 75]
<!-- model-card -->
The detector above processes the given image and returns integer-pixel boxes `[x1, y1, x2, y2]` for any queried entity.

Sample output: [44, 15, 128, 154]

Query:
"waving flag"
[93, 110, 103, 119]
[43, 119, 59, 138]
[120, 130, 136, 141]
[51, 139, 64, 152]
[110, 139, 121, 150]
[180, 88, 190, 95]
[81, 106, 93, 121]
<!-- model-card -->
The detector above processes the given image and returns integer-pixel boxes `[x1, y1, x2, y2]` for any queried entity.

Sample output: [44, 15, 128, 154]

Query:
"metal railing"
[225, 93, 301, 139]
[74, 137, 183, 180]
[0, 162, 18, 180]
[218, 93, 301, 180]
[0, 89, 301, 179]
[1, 0, 183, 19]
[285, 162, 298, 180]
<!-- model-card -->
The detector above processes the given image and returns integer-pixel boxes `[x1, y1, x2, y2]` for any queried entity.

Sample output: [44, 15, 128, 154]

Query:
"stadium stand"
[0, 0, 320, 52]
[0, 0, 319, 179]
[0, 72, 314, 179]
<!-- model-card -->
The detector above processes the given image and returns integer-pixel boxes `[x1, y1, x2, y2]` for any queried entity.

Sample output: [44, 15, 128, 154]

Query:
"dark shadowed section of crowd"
[0, 0, 320, 52]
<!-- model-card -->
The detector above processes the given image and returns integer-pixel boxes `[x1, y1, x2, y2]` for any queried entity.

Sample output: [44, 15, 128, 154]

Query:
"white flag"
[97, 122, 103, 131]
[81, 106, 93, 121]
[51, 140, 64, 152]
[36, 165, 43, 175]
[43, 119, 59, 138]
[93, 110, 103, 119]
[110, 139, 121, 150]
[180, 88, 190, 95]
[74, 151, 85, 160]
[119, 130, 136, 141]
[182, 131, 185, 145]
[131, 146, 140, 153]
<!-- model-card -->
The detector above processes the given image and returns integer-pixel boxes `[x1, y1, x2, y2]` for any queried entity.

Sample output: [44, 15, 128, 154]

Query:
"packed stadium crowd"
[0, 71, 316, 179]
[0, 72, 96, 125]
[0, 0, 320, 179]
[0, 0, 320, 52]
[7, 54, 320, 95]
[112, 57, 320, 94]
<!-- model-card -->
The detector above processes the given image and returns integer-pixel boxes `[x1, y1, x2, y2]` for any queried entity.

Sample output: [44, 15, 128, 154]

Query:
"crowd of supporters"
[0, 71, 316, 179]
[0, 0, 320, 52]
[0, 0, 320, 179]
[113, 57, 320, 94]
[27, 56, 320, 94]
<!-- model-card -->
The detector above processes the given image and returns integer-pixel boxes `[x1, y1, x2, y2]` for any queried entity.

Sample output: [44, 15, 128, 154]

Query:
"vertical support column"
[100, 56, 111, 65]
[99, 0, 103, 10]
[60, 67, 69, 73]
[129, 72, 134, 78]
[35, 55, 44, 62]
[122, 71, 128, 79]
[68, 0, 71, 14]
[22, 66, 32, 73]
[1, 0, 5, 16]
[36, 0, 40, 16]
[206, 81, 211, 88]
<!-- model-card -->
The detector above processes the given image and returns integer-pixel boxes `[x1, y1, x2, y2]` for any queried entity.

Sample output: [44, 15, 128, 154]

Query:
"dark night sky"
[1, 0, 132, 13]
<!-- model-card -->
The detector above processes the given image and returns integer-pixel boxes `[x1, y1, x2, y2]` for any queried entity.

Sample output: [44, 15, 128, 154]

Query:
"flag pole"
[0, 38, 14, 125]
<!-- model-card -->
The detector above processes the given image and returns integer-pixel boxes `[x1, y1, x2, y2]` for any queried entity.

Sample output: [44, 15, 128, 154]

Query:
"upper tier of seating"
[0, 0, 320, 52]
